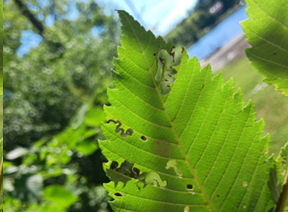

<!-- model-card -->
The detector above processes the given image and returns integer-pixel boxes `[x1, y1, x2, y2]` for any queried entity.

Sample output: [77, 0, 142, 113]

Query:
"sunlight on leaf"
[43, 185, 78, 207]
[76, 140, 98, 155]
[242, 0, 288, 95]
[84, 107, 106, 127]
[99, 10, 281, 212]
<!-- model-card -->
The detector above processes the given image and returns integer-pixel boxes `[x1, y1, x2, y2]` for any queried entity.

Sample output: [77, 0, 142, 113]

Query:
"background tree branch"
[13, 0, 44, 36]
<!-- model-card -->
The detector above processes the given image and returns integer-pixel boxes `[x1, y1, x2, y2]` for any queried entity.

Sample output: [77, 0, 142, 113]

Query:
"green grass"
[216, 57, 288, 155]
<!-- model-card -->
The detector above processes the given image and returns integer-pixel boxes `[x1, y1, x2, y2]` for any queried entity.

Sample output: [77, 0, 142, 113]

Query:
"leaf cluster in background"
[3, 0, 118, 211]
[1, 0, 4, 210]
[3, 0, 119, 151]
[4, 99, 111, 212]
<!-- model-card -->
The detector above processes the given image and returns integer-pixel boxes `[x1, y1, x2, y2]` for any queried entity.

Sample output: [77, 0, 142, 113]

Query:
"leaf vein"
[111, 95, 171, 129]
[209, 107, 252, 199]
[253, 0, 288, 29]
[116, 75, 164, 111]
[218, 117, 262, 210]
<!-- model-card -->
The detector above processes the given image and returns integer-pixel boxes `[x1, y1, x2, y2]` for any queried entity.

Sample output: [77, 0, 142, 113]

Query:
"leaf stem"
[275, 168, 288, 212]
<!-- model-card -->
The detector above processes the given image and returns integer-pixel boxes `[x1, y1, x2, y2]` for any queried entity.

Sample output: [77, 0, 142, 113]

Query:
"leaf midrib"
[122, 13, 214, 211]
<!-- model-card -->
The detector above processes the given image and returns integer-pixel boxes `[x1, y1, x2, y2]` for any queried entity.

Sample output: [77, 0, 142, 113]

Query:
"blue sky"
[99, 0, 197, 36]
[17, 0, 197, 56]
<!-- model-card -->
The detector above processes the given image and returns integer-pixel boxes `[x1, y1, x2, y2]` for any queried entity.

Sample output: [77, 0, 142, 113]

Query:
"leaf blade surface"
[242, 0, 288, 95]
[100, 11, 275, 212]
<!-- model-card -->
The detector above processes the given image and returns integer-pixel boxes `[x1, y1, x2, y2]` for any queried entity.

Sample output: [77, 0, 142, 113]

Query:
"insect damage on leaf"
[99, 10, 285, 212]
[155, 47, 184, 95]
[108, 120, 133, 138]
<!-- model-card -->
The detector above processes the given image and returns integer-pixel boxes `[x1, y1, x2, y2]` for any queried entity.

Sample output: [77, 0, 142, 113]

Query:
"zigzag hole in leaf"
[110, 120, 133, 138]
[107, 119, 117, 123]
[184, 206, 189, 212]
[140, 135, 147, 142]
[114, 192, 123, 198]
[186, 184, 193, 190]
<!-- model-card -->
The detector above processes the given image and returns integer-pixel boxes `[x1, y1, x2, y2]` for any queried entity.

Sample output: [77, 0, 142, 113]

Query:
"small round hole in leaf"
[140, 136, 147, 141]
[114, 192, 123, 197]
[186, 184, 193, 190]
[110, 161, 118, 169]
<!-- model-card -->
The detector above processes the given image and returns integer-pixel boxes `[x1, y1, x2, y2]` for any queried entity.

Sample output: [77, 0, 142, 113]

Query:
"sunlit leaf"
[76, 140, 98, 156]
[99, 11, 280, 212]
[84, 107, 106, 127]
[5, 147, 28, 160]
[242, 0, 288, 95]
[43, 185, 78, 207]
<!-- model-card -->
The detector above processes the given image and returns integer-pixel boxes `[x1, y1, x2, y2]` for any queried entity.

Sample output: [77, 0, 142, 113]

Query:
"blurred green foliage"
[4, 0, 118, 151]
[1, 0, 4, 210]
[3, 0, 120, 211]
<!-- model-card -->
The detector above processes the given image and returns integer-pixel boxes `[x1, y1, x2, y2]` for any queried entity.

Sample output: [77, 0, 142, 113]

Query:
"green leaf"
[0, 0, 3, 96]
[242, 0, 288, 96]
[5, 147, 29, 160]
[43, 185, 78, 208]
[0, 138, 3, 159]
[76, 140, 98, 155]
[84, 107, 106, 127]
[0, 138, 2, 210]
[82, 129, 97, 139]
[274, 142, 288, 212]
[39, 205, 66, 212]
[99, 11, 278, 212]
[277, 142, 288, 178]
[71, 103, 89, 129]
[268, 159, 282, 204]
[11, 174, 43, 203]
